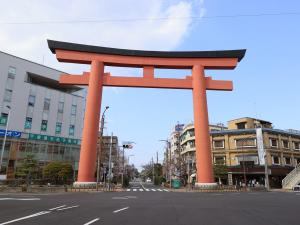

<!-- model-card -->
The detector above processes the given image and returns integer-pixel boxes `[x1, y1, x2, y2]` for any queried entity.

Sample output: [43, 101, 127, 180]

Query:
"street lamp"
[96, 106, 109, 190]
[0, 105, 11, 175]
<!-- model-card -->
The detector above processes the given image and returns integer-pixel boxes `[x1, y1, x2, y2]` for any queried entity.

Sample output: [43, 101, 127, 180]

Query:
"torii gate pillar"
[74, 61, 104, 186]
[192, 65, 215, 187]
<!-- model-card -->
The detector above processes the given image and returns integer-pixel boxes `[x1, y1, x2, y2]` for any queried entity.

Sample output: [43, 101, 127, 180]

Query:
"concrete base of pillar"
[73, 182, 97, 188]
[195, 182, 218, 189]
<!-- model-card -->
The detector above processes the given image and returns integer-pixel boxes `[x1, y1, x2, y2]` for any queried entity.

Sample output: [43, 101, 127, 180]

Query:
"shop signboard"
[28, 133, 80, 145]
[0, 129, 21, 138]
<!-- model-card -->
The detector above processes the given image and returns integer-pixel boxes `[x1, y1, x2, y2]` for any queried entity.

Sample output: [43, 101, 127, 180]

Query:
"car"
[146, 178, 151, 183]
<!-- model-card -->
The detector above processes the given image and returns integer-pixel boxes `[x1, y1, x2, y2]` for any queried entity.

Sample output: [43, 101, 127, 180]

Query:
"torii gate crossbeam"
[48, 40, 246, 188]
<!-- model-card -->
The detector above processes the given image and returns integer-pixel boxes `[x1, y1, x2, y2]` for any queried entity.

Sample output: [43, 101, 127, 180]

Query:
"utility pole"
[108, 133, 113, 191]
[96, 106, 109, 190]
[152, 157, 155, 184]
[156, 151, 158, 164]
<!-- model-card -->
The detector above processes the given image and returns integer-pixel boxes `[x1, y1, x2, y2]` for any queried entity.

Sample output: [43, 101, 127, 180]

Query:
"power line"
[0, 12, 299, 25]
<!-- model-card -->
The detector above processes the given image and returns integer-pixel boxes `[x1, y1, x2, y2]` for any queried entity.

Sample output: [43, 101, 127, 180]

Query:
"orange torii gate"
[48, 40, 246, 188]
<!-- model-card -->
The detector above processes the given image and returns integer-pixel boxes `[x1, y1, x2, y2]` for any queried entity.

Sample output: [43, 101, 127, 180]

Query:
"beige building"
[180, 117, 300, 187]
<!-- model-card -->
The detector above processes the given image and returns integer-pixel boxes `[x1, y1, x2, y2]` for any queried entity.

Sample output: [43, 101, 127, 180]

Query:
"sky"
[0, 0, 300, 170]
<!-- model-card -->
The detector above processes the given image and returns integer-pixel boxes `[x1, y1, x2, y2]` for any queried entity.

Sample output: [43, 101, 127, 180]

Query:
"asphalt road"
[0, 183, 299, 225]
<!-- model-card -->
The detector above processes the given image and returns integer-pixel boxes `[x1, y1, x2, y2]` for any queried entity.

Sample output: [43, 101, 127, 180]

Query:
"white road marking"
[124, 196, 137, 199]
[140, 181, 146, 190]
[0, 211, 50, 225]
[163, 189, 169, 192]
[112, 197, 128, 200]
[113, 207, 129, 213]
[0, 198, 40, 201]
[49, 205, 67, 211]
[145, 189, 150, 191]
[133, 189, 137, 191]
[139, 189, 144, 191]
[83, 218, 100, 225]
[57, 205, 79, 211]
[157, 189, 163, 192]
[126, 189, 130, 191]
[151, 189, 156, 191]
[212, 193, 223, 196]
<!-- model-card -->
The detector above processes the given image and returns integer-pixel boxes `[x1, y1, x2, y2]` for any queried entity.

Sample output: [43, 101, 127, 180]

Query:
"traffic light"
[123, 144, 133, 149]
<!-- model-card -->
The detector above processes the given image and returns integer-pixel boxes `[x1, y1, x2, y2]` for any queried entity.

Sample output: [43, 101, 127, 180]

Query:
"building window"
[71, 104, 77, 115]
[189, 130, 195, 137]
[294, 142, 300, 150]
[236, 122, 246, 129]
[58, 101, 64, 113]
[24, 117, 32, 129]
[3, 89, 13, 102]
[214, 156, 225, 165]
[270, 139, 278, 148]
[55, 122, 62, 134]
[8, 66, 16, 78]
[43, 98, 50, 111]
[28, 95, 36, 107]
[272, 156, 280, 165]
[187, 140, 195, 148]
[282, 140, 289, 149]
[41, 120, 48, 131]
[69, 125, 75, 136]
[236, 138, 256, 148]
[284, 157, 291, 165]
[213, 140, 224, 149]
[0, 113, 8, 126]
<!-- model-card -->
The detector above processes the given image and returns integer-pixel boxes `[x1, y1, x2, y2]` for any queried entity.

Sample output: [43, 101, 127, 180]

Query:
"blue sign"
[0, 129, 21, 138]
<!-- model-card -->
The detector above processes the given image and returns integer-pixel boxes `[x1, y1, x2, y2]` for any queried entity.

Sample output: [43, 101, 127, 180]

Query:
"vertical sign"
[256, 128, 265, 165]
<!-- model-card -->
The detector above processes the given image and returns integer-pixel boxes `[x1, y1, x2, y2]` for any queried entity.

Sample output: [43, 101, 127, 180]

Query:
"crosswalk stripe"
[139, 189, 144, 191]
[145, 189, 150, 191]
[163, 189, 169, 192]
[133, 189, 137, 191]
[126, 189, 130, 192]
[157, 189, 163, 192]
[151, 189, 156, 191]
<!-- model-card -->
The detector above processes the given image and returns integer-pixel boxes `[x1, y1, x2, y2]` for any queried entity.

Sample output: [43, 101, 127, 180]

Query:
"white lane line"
[49, 205, 67, 211]
[113, 207, 129, 213]
[126, 189, 131, 192]
[83, 218, 100, 225]
[151, 189, 156, 192]
[0, 211, 50, 225]
[57, 205, 79, 211]
[124, 196, 137, 199]
[145, 189, 150, 191]
[0, 198, 40, 201]
[112, 197, 128, 200]
[157, 189, 163, 192]
[133, 189, 137, 192]
[139, 189, 144, 192]
[163, 189, 169, 192]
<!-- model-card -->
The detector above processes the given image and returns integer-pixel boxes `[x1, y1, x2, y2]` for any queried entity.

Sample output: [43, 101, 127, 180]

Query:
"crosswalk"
[126, 188, 169, 192]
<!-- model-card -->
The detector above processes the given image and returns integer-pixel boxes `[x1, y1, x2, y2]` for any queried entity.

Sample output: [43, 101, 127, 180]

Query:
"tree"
[213, 164, 228, 183]
[15, 154, 39, 180]
[43, 162, 73, 184]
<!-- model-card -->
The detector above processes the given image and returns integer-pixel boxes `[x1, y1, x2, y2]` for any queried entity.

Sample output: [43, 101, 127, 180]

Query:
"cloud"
[0, 0, 205, 73]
